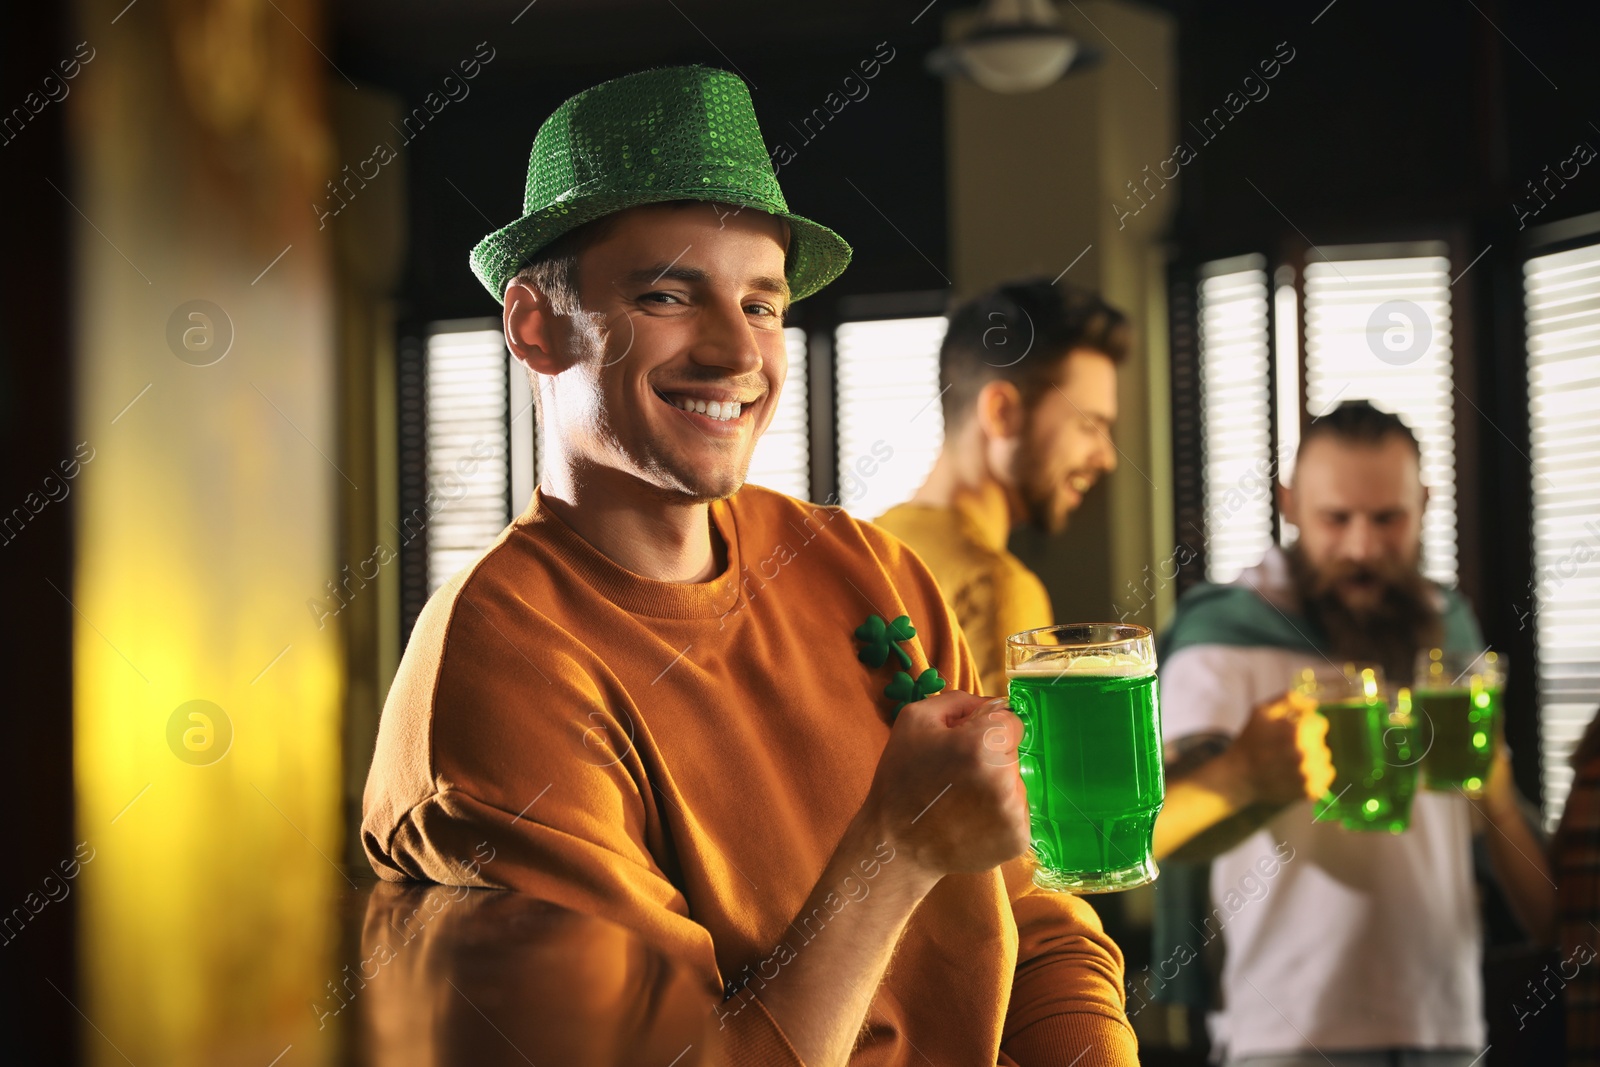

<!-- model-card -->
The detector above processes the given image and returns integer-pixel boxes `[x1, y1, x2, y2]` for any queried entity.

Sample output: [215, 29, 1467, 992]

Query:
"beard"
[1010, 435, 1084, 536]
[1285, 542, 1442, 684]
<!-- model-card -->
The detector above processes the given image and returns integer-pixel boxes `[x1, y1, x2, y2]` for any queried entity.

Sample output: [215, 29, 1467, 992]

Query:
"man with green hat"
[363, 65, 1138, 1065]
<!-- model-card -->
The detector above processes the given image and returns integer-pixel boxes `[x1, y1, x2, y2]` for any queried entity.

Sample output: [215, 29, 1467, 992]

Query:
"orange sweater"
[362, 484, 1138, 1065]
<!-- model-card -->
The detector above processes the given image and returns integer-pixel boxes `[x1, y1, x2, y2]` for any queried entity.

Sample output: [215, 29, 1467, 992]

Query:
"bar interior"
[5, 2, 1600, 1065]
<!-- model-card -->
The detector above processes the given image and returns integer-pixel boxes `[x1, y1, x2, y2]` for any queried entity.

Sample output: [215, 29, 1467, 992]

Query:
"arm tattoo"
[1165, 732, 1231, 780]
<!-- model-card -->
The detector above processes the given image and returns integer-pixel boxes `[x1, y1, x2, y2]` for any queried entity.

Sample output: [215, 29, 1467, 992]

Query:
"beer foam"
[1007, 652, 1153, 678]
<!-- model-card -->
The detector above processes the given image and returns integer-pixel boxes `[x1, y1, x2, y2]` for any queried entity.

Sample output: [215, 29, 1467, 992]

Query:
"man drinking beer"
[1151, 401, 1551, 1065]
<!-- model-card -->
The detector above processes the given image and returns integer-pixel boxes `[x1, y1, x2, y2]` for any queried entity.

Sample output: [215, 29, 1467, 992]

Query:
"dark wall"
[333, 4, 952, 326]
[1169, 0, 1599, 252]
[1, 5, 79, 1064]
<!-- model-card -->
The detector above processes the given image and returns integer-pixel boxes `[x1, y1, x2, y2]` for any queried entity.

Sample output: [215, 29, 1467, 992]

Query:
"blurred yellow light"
[70, 12, 345, 1059]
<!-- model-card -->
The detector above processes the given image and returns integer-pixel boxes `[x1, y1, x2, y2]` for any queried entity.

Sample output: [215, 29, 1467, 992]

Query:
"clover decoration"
[854, 614, 947, 718]
[883, 668, 947, 714]
[854, 613, 916, 670]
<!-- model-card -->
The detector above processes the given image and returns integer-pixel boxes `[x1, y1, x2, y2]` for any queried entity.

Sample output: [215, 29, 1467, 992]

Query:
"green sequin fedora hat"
[470, 65, 853, 304]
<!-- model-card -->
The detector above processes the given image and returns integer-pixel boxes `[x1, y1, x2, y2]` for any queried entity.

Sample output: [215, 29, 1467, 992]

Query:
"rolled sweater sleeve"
[362, 577, 806, 1066]
[387, 790, 810, 1065]
[998, 859, 1139, 1065]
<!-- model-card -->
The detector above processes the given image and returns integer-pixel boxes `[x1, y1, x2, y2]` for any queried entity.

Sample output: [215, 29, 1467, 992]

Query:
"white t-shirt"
[1160, 641, 1484, 1060]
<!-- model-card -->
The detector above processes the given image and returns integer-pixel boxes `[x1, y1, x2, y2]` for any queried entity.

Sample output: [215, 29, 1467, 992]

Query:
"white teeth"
[1070, 475, 1092, 492]
[663, 393, 743, 421]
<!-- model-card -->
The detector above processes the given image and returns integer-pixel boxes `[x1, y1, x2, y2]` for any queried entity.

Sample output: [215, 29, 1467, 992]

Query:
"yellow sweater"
[363, 484, 1136, 1065]
[875, 500, 1054, 699]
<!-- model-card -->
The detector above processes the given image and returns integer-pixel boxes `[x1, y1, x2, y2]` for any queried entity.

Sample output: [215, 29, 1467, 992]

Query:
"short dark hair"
[938, 278, 1130, 429]
[1299, 400, 1421, 460]
[509, 213, 623, 315]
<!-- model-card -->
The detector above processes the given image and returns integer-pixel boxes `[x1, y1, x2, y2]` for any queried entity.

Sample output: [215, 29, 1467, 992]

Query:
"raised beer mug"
[1295, 663, 1419, 833]
[1005, 623, 1164, 894]
[1413, 649, 1506, 798]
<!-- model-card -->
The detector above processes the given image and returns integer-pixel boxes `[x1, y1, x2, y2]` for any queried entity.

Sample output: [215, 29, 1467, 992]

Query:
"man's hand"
[1230, 690, 1334, 807]
[1154, 691, 1334, 861]
[861, 690, 1031, 882]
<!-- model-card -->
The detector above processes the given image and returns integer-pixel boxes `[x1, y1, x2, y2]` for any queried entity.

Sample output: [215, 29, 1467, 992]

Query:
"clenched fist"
[1234, 690, 1336, 807]
[862, 690, 1032, 880]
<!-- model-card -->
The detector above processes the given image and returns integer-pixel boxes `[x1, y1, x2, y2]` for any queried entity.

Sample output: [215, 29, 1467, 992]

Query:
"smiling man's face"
[1009, 349, 1119, 535]
[538, 202, 791, 502]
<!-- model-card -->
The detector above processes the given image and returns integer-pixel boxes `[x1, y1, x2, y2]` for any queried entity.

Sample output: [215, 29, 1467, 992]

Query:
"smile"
[654, 389, 752, 425]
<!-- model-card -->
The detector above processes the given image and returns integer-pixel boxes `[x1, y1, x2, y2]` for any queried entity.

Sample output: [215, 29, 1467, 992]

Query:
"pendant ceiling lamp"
[926, 0, 1100, 93]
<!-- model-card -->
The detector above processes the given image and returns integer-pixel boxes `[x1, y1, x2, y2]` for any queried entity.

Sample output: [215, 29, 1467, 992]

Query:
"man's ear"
[975, 379, 1025, 442]
[504, 280, 567, 376]
[1277, 479, 1297, 527]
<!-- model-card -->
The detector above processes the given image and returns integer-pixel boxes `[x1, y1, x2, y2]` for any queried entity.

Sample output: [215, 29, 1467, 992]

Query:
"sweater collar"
[516, 487, 744, 620]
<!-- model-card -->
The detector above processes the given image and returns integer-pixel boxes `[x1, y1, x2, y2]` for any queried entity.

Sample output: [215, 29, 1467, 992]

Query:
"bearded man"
[1149, 400, 1550, 1066]
[875, 278, 1129, 698]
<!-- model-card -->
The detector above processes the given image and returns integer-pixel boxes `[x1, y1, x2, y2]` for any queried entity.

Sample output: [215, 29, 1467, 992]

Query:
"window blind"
[424, 324, 510, 593]
[1523, 239, 1600, 826]
[1197, 255, 1275, 583]
[1274, 269, 1302, 523]
[834, 316, 949, 519]
[1303, 247, 1458, 585]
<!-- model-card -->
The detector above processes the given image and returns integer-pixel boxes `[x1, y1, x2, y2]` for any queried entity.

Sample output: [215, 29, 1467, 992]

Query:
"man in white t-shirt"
[1149, 402, 1551, 1066]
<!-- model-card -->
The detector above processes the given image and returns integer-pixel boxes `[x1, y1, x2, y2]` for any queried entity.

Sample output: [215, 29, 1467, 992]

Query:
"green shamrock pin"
[854, 614, 917, 670]
[855, 613, 945, 718]
[884, 668, 947, 715]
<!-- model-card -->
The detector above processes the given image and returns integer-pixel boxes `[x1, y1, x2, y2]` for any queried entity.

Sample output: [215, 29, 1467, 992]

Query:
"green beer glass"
[1297, 663, 1420, 833]
[1005, 623, 1163, 893]
[1414, 649, 1506, 797]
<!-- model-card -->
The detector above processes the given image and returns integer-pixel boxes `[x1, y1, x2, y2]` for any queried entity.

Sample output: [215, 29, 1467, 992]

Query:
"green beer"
[1316, 695, 1419, 833]
[1006, 623, 1164, 894]
[1416, 686, 1500, 793]
[1009, 671, 1164, 887]
[1414, 649, 1507, 798]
